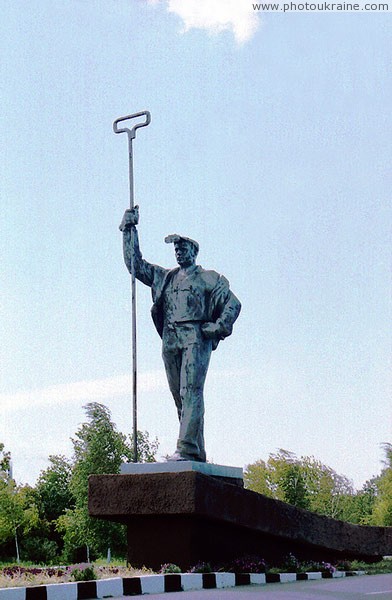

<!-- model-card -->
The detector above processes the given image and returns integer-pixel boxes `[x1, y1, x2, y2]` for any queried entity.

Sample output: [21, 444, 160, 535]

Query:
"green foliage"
[278, 553, 300, 573]
[58, 402, 159, 561]
[36, 455, 74, 522]
[279, 462, 310, 510]
[244, 445, 392, 527]
[159, 563, 182, 574]
[0, 445, 11, 480]
[267, 554, 335, 575]
[338, 479, 378, 525]
[0, 482, 40, 542]
[0, 408, 160, 563]
[20, 536, 59, 564]
[225, 555, 266, 573]
[369, 443, 392, 526]
[68, 563, 97, 581]
[350, 558, 392, 574]
[58, 403, 127, 561]
[70, 403, 130, 505]
[30, 455, 75, 561]
[189, 562, 213, 573]
[290, 453, 354, 519]
[128, 430, 159, 464]
[244, 449, 356, 520]
[0, 481, 40, 562]
[243, 459, 274, 498]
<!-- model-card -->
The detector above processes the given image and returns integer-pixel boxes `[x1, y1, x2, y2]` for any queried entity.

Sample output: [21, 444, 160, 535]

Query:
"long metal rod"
[128, 138, 138, 463]
[113, 111, 151, 464]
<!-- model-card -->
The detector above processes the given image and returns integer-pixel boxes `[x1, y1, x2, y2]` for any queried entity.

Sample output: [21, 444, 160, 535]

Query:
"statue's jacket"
[127, 229, 241, 351]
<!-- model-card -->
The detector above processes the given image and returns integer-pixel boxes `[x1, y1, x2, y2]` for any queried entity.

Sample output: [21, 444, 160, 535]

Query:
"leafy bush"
[334, 559, 353, 572]
[225, 555, 266, 573]
[279, 553, 300, 572]
[350, 559, 392, 574]
[67, 563, 97, 582]
[159, 563, 181, 574]
[299, 561, 335, 574]
[188, 562, 213, 573]
[21, 537, 60, 565]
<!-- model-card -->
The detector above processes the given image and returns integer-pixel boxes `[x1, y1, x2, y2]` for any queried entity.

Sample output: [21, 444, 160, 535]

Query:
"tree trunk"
[15, 529, 20, 564]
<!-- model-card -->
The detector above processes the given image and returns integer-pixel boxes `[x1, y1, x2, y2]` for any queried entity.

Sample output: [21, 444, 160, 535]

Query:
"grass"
[350, 559, 392, 575]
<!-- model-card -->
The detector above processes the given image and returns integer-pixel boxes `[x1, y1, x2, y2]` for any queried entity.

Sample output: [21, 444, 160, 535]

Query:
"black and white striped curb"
[0, 570, 366, 599]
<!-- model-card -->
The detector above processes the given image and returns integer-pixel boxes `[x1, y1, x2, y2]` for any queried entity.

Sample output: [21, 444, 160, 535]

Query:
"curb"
[0, 571, 366, 599]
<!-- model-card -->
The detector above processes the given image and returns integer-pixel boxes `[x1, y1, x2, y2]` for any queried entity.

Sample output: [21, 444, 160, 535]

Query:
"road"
[116, 574, 392, 599]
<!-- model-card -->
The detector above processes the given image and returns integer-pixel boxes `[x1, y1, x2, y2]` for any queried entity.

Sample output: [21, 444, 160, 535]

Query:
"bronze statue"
[120, 207, 241, 462]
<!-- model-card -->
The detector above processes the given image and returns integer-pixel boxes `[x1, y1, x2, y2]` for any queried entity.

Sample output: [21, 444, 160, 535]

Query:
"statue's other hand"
[119, 206, 139, 231]
[201, 322, 220, 339]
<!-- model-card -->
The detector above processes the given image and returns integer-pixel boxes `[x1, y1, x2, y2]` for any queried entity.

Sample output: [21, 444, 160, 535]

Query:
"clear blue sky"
[1, 1, 390, 488]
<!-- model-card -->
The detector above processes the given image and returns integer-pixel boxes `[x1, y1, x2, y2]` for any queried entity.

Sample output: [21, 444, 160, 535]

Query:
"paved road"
[116, 574, 392, 599]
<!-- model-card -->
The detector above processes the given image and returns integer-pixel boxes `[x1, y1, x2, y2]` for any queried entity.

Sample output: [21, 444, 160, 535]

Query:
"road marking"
[365, 591, 392, 596]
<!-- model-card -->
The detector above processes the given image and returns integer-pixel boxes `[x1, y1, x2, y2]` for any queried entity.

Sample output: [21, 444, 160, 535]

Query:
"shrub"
[279, 553, 300, 573]
[226, 555, 266, 573]
[188, 562, 212, 573]
[21, 538, 60, 565]
[299, 561, 335, 574]
[159, 563, 181, 574]
[67, 563, 97, 582]
[335, 559, 353, 571]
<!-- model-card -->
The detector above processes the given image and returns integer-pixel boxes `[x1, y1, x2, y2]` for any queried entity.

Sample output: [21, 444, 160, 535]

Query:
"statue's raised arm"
[120, 206, 163, 288]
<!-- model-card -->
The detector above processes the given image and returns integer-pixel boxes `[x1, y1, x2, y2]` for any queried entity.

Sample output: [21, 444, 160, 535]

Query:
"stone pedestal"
[119, 460, 244, 486]
[88, 465, 392, 570]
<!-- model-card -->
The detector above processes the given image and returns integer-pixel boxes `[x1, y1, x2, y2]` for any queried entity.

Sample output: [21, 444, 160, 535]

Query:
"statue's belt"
[164, 320, 205, 329]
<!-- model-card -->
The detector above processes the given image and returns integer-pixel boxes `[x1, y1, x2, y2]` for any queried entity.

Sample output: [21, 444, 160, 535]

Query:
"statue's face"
[174, 241, 196, 267]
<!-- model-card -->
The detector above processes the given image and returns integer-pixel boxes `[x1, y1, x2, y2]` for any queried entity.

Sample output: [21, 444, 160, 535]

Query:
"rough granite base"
[88, 471, 392, 570]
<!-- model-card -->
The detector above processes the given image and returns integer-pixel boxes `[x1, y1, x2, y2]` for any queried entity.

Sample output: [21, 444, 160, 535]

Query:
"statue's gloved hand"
[119, 206, 139, 231]
[201, 322, 220, 340]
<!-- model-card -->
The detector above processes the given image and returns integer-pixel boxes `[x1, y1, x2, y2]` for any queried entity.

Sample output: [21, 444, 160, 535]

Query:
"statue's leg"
[162, 330, 182, 421]
[176, 325, 212, 462]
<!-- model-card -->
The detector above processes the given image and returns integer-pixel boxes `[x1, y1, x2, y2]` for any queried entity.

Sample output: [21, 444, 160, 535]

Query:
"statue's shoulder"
[198, 267, 221, 288]
[151, 266, 176, 300]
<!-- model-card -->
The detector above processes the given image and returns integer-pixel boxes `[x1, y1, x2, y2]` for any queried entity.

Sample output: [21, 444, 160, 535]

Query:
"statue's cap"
[164, 234, 199, 253]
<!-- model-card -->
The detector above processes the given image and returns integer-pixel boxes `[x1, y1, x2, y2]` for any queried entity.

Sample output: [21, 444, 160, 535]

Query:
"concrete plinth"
[119, 461, 244, 486]
[88, 470, 392, 570]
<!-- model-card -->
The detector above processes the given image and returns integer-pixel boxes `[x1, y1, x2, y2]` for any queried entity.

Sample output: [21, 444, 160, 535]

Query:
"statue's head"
[165, 234, 199, 267]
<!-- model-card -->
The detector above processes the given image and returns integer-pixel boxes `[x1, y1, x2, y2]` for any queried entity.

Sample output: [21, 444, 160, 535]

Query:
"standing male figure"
[120, 207, 241, 462]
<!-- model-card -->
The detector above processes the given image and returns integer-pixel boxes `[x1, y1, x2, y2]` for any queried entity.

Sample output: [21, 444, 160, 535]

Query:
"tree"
[280, 462, 310, 510]
[244, 459, 275, 498]
[0, 481, 39, 563]
[370, 443, 392, 526]
[128, 430, 159, 464]
[36, 455, 74, 522]
[339, 478, 378, 525]
[0, 445, 55, 563]
[244, 449, 313, 508]
[267, 450, 311, 509]
[57, 402, 159, 561]
[299, 455, 354, 519]
[0, 443, 11, 480]
[26, 455, 75, 561]
[244, 449, 355, 519]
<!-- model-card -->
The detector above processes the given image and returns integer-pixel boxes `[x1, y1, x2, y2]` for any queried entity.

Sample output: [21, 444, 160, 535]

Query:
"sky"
[0, 0, 391, 489]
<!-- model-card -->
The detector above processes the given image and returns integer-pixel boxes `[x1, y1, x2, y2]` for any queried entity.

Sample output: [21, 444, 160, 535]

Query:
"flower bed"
[0, 565, 151, 588]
